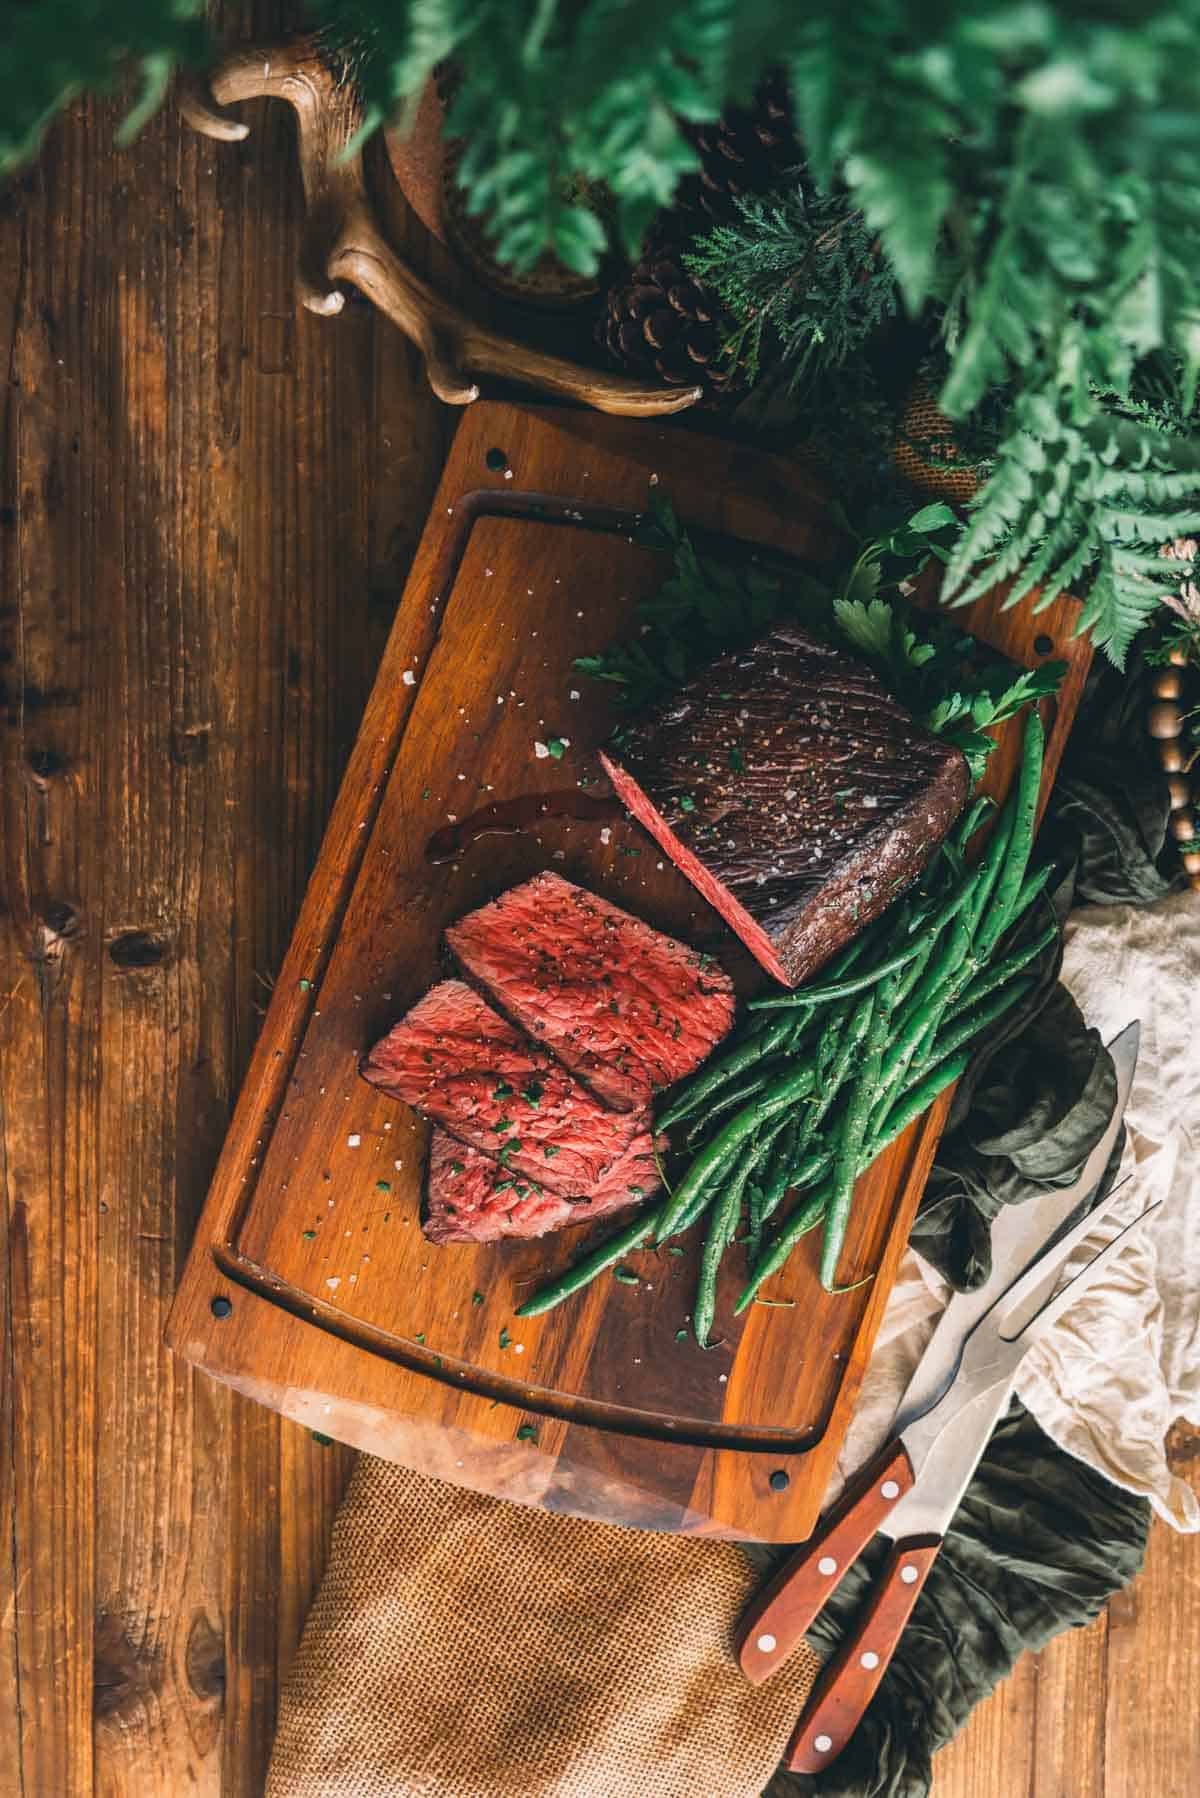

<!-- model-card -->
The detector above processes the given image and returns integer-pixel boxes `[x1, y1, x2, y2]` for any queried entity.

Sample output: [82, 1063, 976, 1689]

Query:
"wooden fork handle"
[785, 1535, 942, 1775]
[736, 1439, 916, 1684]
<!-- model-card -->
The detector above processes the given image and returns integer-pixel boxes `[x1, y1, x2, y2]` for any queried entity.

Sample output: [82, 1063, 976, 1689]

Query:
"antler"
[183, 39, 702, 417]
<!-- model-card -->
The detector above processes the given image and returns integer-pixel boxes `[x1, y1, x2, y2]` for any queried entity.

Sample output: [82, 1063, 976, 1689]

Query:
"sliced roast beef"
[600, 623, 968, 987]
[361, 980, 642, 1199]
[444, 871, 736, 1112]
[424, 1125, 661, 1244]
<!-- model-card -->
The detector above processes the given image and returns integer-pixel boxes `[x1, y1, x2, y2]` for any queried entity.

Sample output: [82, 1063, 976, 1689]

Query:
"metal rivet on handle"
[756, 1633, 777, 1654]
[813, 1735, 834, 1754]
[900, 1564, 919, 1584]
[860, 1651, 880, 1669]
[881, 1479, 900, 1499]
[817, 1555, 838, 1576]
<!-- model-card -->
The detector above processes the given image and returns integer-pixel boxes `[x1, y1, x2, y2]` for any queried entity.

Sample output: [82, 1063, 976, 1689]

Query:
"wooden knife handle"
[784, 1535, 942, 1775]
[736, 1439, 915, 1685]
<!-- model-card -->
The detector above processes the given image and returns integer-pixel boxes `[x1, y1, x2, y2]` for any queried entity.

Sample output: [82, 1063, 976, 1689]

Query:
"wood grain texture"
[165, 398, 1092, 1544]
[0, 28, 1197, 1798]
[0, 19, 444, 1791]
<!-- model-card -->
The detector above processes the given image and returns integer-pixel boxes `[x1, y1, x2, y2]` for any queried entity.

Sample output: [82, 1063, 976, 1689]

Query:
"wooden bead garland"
[1147, 652, 1200, 891]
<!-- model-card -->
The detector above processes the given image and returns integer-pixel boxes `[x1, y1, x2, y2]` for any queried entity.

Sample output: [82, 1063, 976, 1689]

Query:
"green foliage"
[683, 186, 898, 388]
[0, 1, 205, 167]
[942, 366, 1200, 668]
[578, 495, 1062, 779]
[10, 2, 1200, 669]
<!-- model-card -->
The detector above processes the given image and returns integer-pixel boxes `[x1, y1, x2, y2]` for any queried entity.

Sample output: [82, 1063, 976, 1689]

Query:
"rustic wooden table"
[1, 49, 1197, 1798]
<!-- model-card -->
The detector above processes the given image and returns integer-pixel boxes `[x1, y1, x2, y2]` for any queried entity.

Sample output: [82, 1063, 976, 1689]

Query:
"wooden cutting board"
[166, 402, 1091, 1542]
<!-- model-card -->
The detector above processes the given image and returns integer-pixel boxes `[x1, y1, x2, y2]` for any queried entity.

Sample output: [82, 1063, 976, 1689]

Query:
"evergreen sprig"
[682, 186, 898, 389]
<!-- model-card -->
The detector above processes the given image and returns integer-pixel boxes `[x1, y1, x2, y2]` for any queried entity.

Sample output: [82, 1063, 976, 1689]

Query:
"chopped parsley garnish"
[729, 746, 745, 773]
[499, 1327, 513, 1349]
[376, 1179, 391, 1192]
[302, 1229, 317, 1240]
[546, 737, 567, 759]
[492, 1081, 514, 1100]
[613, 1266, 640, 1285]
[627, 1185, 646, 1197]
[516, 1423, 538, 1442]
[521, 1081, 543, 1107]
[495, 1117, 514, 1133]
[414, 1332, 426, 1343]
[679, 794, 696, 813]
[449, 1161, 465, 1176]
[472, 1290, 485, 1305]
[542, 1145, 560, 1159]
[311, 1430, 334, 1446]
[667, 1245, 685, 1256]
[498, 1140, 521, 1165]
[675, 1328, 688, 1341]
[298, 977, 311, 991]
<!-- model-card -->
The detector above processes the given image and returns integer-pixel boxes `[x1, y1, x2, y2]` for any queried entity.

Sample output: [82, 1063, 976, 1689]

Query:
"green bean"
[1006, 858, 1057, 931]
[955, 793, 996, 850]
[821, 971, 899, 1290]
[976, 709, 1044, 959]
[882, 916, 972, 1098]
[748, 935, 925, 1009]
[868, 1052, 971, 1159]
[516, 1206, 662, 1318]
[963, 796, 1015, 936]
[756, 1112, 802, 1221]
[654, 1063, 817, 1241]
[693, 1157, 753, 1348]
[735, 1178, 832, 1312]
[684, 1067, 789, 1142]
[921, 976, 1035, 1076]
[891, 929, 935, 1010]
[756, 1146, 832, 1231]
[952, 918, 1058, 1016]
[655, 1016, 797, 1128]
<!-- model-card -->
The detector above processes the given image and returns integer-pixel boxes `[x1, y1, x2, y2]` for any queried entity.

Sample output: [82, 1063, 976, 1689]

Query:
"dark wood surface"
[2, 33, 1198, 1795]
[165, 399, 1091, 1544]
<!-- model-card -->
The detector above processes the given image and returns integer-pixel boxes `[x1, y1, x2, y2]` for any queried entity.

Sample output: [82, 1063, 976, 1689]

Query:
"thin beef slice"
[361, 980, 642, 1199]
[445, 871, 736, 1112]
[600, 623, 969, 988]
[423, 1126, 661, 1244]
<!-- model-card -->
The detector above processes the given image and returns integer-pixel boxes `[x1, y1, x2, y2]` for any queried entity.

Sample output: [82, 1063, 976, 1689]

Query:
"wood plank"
[0, 25, 449, 1794]
[1102, 1433, 1200, 1798]
[932, 1656, 1039, 1797]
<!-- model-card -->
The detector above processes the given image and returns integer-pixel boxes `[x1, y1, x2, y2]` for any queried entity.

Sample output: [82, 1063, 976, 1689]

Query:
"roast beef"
[600, 623, 969, 987]
[444, 871, 736, 1112]
[424, 1125, 661, 1244]
[361, 980, 642, 1199]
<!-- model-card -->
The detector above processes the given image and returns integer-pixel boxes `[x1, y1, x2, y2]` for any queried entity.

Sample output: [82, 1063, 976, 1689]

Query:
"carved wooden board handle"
[785, 1535, 942, 1775]
[736, 1439, 916, 1685]
[182, 38, 701, 419]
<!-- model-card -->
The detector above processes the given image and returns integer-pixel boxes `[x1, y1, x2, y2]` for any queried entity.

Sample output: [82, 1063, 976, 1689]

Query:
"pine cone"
[597, 254, 733, 393]
[675, 70, 801, 228]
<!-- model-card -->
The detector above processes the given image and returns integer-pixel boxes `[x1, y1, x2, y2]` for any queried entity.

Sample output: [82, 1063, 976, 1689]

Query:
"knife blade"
[892, 1018, 1140, 1433]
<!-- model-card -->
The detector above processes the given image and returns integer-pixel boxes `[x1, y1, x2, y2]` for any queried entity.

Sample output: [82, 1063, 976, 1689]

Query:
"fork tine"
[986, 1175, 1134, 1340]
[1009, 1201, 1162, 1346]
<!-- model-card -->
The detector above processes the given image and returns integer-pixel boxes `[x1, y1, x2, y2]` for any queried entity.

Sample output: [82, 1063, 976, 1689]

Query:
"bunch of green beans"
[518, 712, 1052, 1342]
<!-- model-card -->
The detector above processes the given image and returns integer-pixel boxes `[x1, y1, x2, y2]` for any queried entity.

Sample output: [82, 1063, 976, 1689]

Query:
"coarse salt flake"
[534, 741, 550, 759]
[402, 669, 416, 686]
[347, 1134, 361, 1147]
[600, 827, 612, 844]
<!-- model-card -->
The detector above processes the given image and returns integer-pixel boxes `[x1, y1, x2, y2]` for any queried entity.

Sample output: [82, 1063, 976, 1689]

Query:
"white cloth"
[833, 888, 1200, 1531]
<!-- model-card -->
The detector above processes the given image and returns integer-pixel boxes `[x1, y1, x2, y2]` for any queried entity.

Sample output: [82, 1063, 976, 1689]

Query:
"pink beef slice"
[600, 624, 969, 988]
[360, 980, 642, 1199]
[423, 1125, 662, 1244]
[444, 872, 736, 1112]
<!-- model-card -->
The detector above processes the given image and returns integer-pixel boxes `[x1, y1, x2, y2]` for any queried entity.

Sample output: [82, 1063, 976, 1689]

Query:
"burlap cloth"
[267, 1458, 821, 1798]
